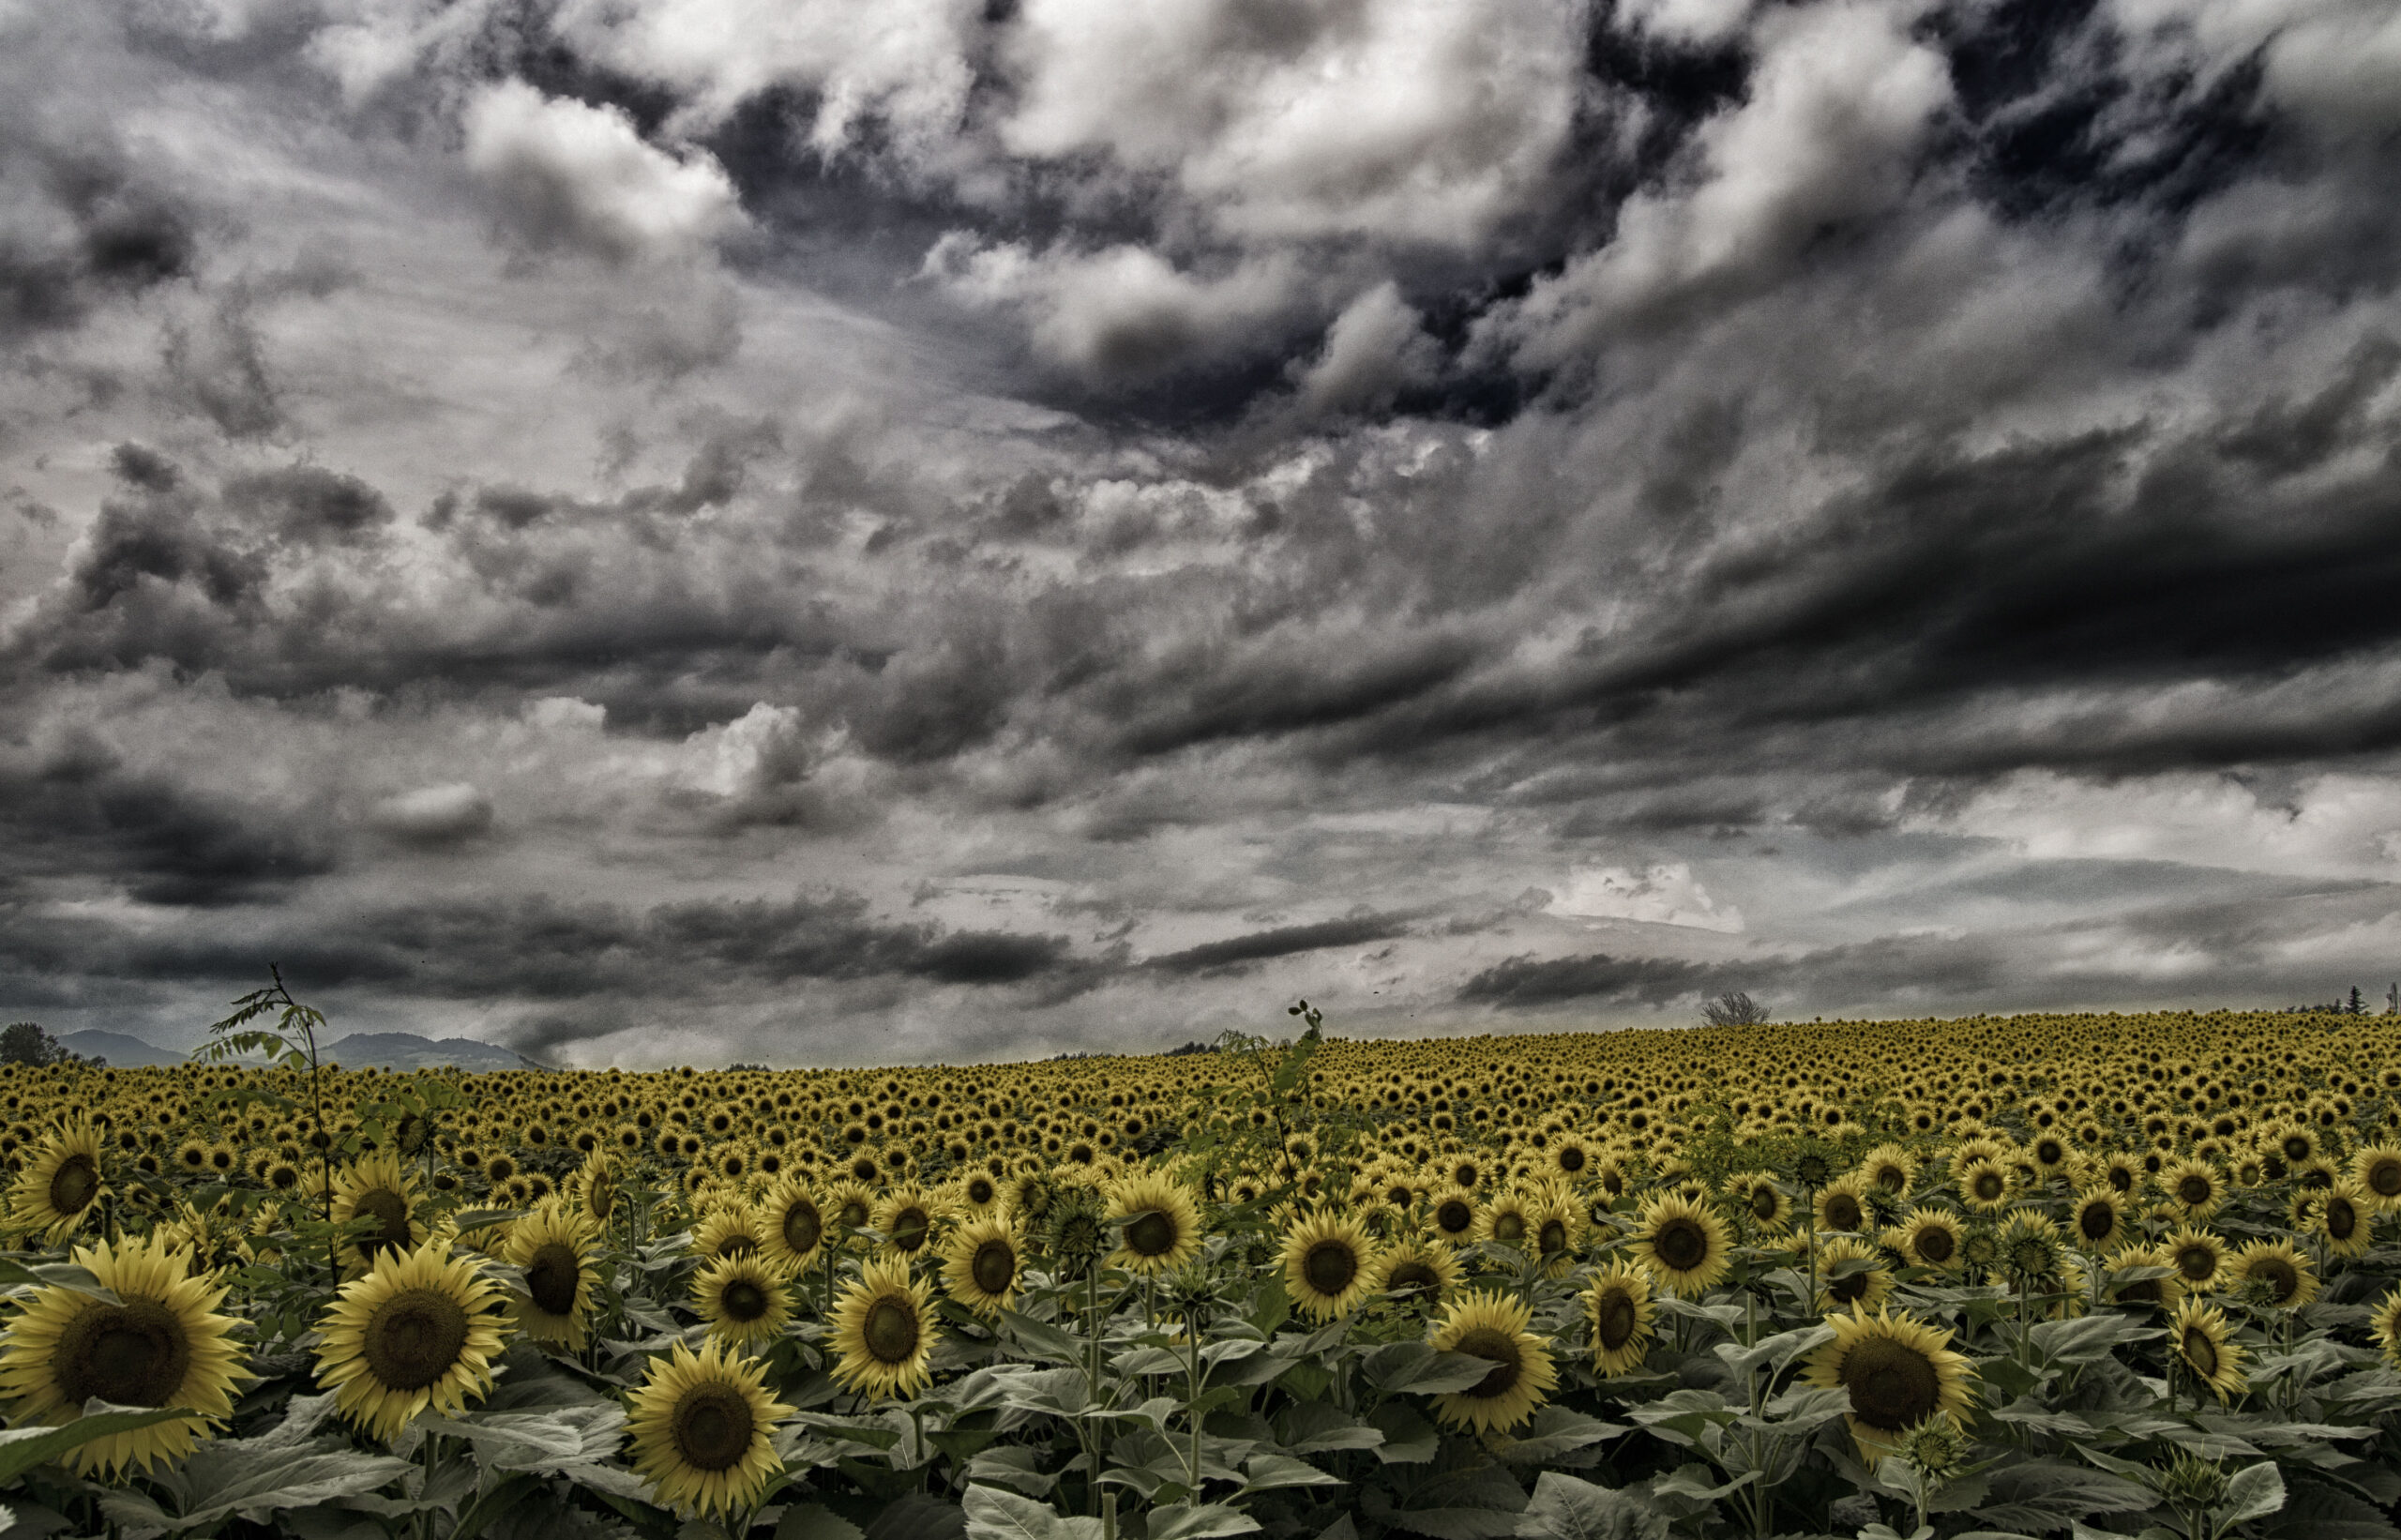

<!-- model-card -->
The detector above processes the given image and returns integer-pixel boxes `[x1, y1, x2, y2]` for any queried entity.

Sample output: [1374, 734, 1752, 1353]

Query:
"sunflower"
[2227, 1239, 2318, 1311]
[1108, 1172, 1202, 1276]
[2162, 1224, 2227, 1291]
[1818, 1235, 1896, 1314]
[315, 1236, 512, 1443]
[1425, 1289, 1558, 1434]
[1368, 1237, 1462, 1306]
[1816, 1175, 1872, 1235]
[1477, 1189, 1534, 1250]
[1860, 1145, 1919, 1197]
[1632, 1191, 1732, 1297]
[626, 1336, 793, 1520]
[2315, 1179, 2372, 1258]
[940, 1213, 1022, 1318]
[9, 1117, 106, 1244]
[1886, 1208, 1964, 1274]
[2351, 1143, 2401, 1211]
[1732, 1173, 1790, 1230]
[1956, 1156, 2015, 1215]
[333, 1153, 427, 1276]
[1804, 1307, 1978, 1466]
[2160, 1159, 2224, 1221]
[0, 1233, 248, 1478]
[1527, 1189, 1582, 1279]
[502, 1198, 600, 1350]
[692, 1203, 763, 1263]
[1994, 1211, 2066, 1284]
[692, 1254, 793, 1350]
[2097, 1153, 2139, 1195]
[1281, 1211, 1377, 1321]
[823, 1179, 876, 1246]
[1427, 1186, 1479, 1244]
[756, 1176, 825, 1272]
[1584, 1258, 1656, 1378]
[870, 1183, 949, 1261]
[829, 1259, 939, 1399]
[2103, 1246, 2183, 1314]
[2372, 1286, 2401, 1369]
[2170, 1298, 2247, 1404]
[2066, 1186, 2128, 1255]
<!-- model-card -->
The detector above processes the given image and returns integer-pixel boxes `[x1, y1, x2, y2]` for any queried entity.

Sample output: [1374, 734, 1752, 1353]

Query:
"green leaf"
[1711, 1323, 1833, 1382]
[0, 1409, 202, 1486]
[98, 1446, 415, 1536]
[1238, 1452, 1342, 1496]
[1492, 1408, 1626, 1466]
[0, 1261, 123, 1305]
[1511, 1472, 1669, 1540]
[2029, 1313, 2163, 1365]
[1144, 1505, 1264, 1540]
[1367, 1402, 1440, 1464]
[776, 1506, 868, 1540]
[2219, 1462, 2287, 1528]
[959, 1486, 1104, 1540]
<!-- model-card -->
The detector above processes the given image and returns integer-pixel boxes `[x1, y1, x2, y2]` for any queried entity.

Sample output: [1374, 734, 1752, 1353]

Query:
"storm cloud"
[0, 0, 2397, 1064]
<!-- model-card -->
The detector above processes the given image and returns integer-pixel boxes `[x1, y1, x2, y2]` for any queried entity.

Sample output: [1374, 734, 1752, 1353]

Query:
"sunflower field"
[2, 997, 2400, 1540]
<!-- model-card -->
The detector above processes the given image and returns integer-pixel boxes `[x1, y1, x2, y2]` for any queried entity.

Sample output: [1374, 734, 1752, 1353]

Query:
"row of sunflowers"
[0, 1006, 2395, 1539]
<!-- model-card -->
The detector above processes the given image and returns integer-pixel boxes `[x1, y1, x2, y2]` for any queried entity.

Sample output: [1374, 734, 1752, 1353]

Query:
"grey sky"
[3, 0, 2398, 1064]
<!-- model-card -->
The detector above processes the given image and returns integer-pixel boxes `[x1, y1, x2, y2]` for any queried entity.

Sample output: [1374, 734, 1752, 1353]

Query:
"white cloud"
[1548, 863, 1746, 932]
[1615, 0, 1753, 45]
[1294, 281, 1441, 415]
[461, 79, 745, 264]
[2111, 0, 2401, 138]
[673, 702, 809, 798]
[368, 781, 494, 843]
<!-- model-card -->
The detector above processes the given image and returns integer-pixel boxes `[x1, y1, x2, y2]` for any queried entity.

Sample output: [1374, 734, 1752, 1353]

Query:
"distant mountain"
[319, 1033, 543, 1072]
[56, 1030, 189, 1066]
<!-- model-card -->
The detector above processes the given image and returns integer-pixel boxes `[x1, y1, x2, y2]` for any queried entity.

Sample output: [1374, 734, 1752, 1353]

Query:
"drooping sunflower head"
[502, 1198, 600, 1349]
[334, 1152, 427, 1276]
[1107, 1172, 1203, 1276]
[625, 1336, 793, 1520]
[1735, 1173, 1790, 1230]
[1369, 1237, 1461, 1308]
[1584, 1258, 1656, 1378]
[828, 1258, 940, 1400]
[1281, 1211, 1377, 1321]
[1426, 1288, 1559, 1434]
[0, 1232, 249, 1478]
[1803, 1307, 1978, 1465]
[2102, 1246, 2183, 1314]
[940, 1212, 1022, 1318]
[2227, 1238, 2318, 1311]
[2171, 1297, 2248, 1404]
[1633, 1191, 1732, 1297]
[692, 1253, 793, 1350]
[1995, 1211, 2064, 1282]
[9, 1117, 107, 1244]
[314, 1236, 513, 1444]
[1817, 1235, 1896, 1315]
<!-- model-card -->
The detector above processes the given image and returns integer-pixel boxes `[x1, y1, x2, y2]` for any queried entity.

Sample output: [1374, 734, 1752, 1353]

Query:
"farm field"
[0, 1004, 2397, 1540]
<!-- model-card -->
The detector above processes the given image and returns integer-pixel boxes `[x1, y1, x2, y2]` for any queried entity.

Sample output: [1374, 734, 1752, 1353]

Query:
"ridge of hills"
[53, 1029, 545, 1072]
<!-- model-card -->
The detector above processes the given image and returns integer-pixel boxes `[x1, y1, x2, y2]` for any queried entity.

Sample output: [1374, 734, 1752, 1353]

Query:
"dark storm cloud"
[1144, 911, 1423, 975]
[1458, 951, 1709, 1008]
[0, 132, 195, 337]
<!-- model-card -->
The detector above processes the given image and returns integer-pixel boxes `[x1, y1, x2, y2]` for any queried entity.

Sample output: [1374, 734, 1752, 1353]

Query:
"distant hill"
[319, 1033, 543, 1072]
[56, 1030, 189, 1066]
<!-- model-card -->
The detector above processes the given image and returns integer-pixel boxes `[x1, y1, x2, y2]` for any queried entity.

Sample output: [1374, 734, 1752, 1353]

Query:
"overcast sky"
[3, 0, 2397, 1066]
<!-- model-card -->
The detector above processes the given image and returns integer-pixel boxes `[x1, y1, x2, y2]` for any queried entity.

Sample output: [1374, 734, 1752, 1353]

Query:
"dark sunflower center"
[50, 1155, 99, 1217]
[2035, 1140, 2063, 1166]
[2106, 1166, 2133, 1192]
[2251, 1256, 2299, 1304]
[361, 1286, 472, 1393]
[1125, 1212, 1176, 1258]
[2176, 1175, 2212, 1207]
[586, 1184, 616, 1220]
[270, 1164, 300, 1190]
[1914, 1226, 1956, 1264]
[2119, 1276, 2163, 1304]
[2078, 1203, 2115, 1242]
[55, 1297, 191, 1408]
[670, 1383, 755, 1472]
[971, 1239, 1016, 1297]
[1490, 1212, 1526, 1245]
[525, 1243, 581, 1317]
[1874, 1165, 1906, 1193]
[719, 1279, 769, 1323]
[1386, 1261, 1439, 1295]
[1558, 1146, 1587, 1172]
[2174, 1245, 2216, 1281]
[1841, 1335, 1941, 1432]
[1453, 1325, 1522, 1398]
[1435, 1200, 1473, 1235]
[2369, 1159, 2401, 1198]
[355, 1188, 413, 1259]
[864, 1298, 919, 1364]
[1653, 1217, 1707, 1274]
[2327, 1198, 2358, 1240]
[1824, 1194, 1863, 1231]
[1303, 1239, 1359, 1298]
[890, 1208, 929, 1252]
[2182, 1325, 2218, 1377]
[1971, 1170, 2005, 1201]
[838, 1200, 870, 1231]
[1830, 1269, 1872, 1304]
[1594, 1291, 1637, 1350]
[781, 1201, 822, 1255]
[716, 1235, 757, 1261]
[1536, 1219, 1568, 1257]
[2283, 1135, 2312, 1163]
[1750, 1186, 1780, 1220]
